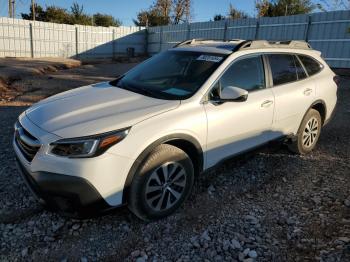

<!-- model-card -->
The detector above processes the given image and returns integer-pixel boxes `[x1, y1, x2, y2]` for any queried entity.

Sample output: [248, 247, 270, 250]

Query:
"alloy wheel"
[145, 162, 187, 212]
[302, 117, 319, 148]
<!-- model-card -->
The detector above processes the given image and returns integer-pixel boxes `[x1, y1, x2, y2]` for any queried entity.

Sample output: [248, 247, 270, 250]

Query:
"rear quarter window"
[298, 55, 323, 76]
[268, 54, 298, 86]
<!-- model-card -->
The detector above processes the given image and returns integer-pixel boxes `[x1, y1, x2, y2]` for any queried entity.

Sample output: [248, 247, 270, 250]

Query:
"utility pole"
[8, 0, 12, 18]
[12, 0, 15, 18]
[32, 0, 35, 21]
[8, 0, 15, 18]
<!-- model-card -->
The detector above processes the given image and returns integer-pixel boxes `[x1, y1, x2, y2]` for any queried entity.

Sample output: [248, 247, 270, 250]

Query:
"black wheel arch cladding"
[122, 133, 204, 203]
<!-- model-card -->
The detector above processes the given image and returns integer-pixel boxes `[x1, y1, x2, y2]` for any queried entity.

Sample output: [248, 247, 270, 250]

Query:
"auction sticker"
[197, 55, 223, 63]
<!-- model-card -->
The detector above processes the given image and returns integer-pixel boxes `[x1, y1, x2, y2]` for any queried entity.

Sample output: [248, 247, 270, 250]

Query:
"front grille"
[15, 122, 41, 162]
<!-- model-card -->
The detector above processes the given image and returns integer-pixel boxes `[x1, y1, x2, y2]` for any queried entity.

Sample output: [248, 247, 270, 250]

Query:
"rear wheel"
[128, 144, 194, 221]
[289, 109, 322, 154]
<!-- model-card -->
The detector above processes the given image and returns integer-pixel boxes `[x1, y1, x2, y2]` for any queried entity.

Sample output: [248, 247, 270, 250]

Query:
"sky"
[0, 0, 257, 26]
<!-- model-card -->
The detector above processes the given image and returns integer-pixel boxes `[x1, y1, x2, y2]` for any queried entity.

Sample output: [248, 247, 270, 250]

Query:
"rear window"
[298, 55, 323, 76]
[268, 54, 298, 86]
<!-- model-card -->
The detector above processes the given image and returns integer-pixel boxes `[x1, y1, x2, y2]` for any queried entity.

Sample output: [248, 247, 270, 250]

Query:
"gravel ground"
[0, 76, 349, 262]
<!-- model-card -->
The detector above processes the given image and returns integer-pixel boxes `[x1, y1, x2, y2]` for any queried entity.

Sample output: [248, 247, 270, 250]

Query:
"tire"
[288, 109, 322, 155]
[128, 144, 194, 221]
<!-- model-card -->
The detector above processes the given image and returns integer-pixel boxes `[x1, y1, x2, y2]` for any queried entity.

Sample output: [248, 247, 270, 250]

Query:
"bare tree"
[134, 0, 192, 26]
[184, 0, 191, 23]
[173, 0, 191, 24]
[154, 0, 172, 24]
[173, 0, 185, 24]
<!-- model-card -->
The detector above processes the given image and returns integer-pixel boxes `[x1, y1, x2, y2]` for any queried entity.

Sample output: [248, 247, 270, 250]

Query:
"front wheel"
[289, 109, 322, 154]
[128, 144, 194, 221]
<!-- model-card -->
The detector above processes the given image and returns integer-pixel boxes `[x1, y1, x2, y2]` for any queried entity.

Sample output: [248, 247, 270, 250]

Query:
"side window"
[298, 55, 323, 76]
[268, 54, 298, 86]
[215, 55, 265, 96]
[294, 55, 307, 80]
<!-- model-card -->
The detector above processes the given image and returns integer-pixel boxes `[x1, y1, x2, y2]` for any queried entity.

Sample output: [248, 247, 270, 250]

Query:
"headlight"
[50, 128, 130, 158]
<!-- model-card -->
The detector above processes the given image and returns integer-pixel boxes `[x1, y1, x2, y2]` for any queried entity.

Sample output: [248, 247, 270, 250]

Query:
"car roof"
[170, 39, 313, 55]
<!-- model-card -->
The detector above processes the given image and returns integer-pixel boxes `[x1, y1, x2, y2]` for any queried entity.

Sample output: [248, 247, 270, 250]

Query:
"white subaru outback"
[14, 39, 338, 220]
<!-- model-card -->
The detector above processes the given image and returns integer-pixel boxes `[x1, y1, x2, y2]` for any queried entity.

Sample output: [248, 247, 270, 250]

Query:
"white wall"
[0, 17, 145, 58]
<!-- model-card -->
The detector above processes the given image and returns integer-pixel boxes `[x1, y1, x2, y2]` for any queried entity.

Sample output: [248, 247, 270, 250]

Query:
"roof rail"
[232, 40, 253, 51]
[237, 40, 312, 50]
[174, 39, 212, 48]
[173, 38, 245, 48]
[173, 39, 312, 51]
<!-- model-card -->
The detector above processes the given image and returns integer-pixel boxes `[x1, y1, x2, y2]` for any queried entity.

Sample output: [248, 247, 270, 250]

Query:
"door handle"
[261, 100, 273, 108]
[303, 88, 313, 96]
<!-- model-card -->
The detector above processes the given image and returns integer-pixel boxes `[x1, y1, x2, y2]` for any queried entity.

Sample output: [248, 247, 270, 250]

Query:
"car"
[13, 39, 338, 220]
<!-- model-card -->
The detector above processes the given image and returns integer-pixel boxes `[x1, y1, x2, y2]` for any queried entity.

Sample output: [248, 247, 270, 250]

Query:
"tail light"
[333, 75, 340, 86]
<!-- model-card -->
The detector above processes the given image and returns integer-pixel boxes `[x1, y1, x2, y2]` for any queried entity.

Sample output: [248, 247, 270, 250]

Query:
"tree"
[133, 9, 169, 26]
[213, 14, 226, 21]
[45, 6, 71, 24]
[133, 10, 150, 26]
[173, 0, 191, 24]
[21, 3, 46, 21]
[69, 2, 92, 25]
[255, 0, 315, 17]
[21, 3, 122, 27]
[70, 2, 84, 18]
[255, 0, 272, 17]
[228, 4, 249, 19]
[93, 13, 122, 27]
[134, 0, 192, 26]
[153, 0, 172, 25]
[158, 0, 173, 17]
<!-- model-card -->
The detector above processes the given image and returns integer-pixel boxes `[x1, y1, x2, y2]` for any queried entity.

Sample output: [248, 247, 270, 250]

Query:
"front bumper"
[16, 157, 114, 217]
[13, 114, 136, 217]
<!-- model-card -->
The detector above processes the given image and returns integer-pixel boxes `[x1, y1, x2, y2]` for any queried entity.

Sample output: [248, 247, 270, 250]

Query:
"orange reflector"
[99, 135, 120, 148]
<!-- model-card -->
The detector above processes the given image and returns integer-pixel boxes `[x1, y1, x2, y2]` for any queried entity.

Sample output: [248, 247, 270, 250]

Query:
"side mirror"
[219, 86, 248, 102]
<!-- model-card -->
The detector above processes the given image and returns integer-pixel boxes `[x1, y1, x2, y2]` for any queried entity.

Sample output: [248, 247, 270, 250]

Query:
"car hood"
[25, 82, 180, 138]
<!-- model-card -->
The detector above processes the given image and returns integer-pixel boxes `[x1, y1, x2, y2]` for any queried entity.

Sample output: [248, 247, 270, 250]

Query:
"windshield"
[110, 50, 227, 100]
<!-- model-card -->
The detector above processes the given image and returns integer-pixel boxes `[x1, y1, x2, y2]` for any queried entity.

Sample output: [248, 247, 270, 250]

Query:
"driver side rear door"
[203, 54, 276, 168]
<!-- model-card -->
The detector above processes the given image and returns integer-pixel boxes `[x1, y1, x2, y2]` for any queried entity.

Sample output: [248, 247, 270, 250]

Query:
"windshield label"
[197, 55, 223, 63]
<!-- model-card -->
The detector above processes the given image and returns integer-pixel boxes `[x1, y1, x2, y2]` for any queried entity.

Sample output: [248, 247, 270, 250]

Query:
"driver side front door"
[203, 54, 276, 168]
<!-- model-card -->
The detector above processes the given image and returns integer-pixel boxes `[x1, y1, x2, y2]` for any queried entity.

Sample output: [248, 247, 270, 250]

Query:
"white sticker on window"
[197, 55, 223, 63]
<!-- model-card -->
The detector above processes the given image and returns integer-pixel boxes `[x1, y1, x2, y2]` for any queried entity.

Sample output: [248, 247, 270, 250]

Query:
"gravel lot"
[0, 71, 349, 261]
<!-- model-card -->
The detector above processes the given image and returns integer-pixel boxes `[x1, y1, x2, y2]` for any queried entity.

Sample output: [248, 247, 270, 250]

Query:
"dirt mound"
[0, 58, 82, 104]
